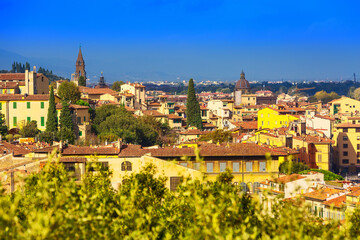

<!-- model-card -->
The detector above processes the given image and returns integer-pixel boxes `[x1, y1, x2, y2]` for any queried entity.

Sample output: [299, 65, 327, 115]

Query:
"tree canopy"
[57, 81, 81, 104]
[59, 101, 75, 144]
[93, 105, 171, 146]
[111, 81, 125, 91]
[199, 129, 233, 143]
[20, 120, 39, 138]
[78, 76, 86, 87]
[46, 86, 58, 132]
[309, 90, 340, 104]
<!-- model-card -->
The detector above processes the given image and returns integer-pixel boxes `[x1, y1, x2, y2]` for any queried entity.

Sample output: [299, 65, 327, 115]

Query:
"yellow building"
[333, 123, 360, 174]
[0, 94, 60, 132]
[258, 107, 300, 130]
[328, 96, 360, 116]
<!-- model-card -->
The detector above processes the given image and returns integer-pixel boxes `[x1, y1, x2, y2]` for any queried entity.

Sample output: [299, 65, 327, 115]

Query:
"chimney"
[59, 140, 63, 152]
[116, 138, 122, 151]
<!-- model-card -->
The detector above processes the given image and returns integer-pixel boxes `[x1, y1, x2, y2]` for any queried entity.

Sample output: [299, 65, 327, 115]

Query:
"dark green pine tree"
[186, 78, 203, 130]
[78, 76, 86, 87]
[46, 86, 58, 132]
[59, 100, 75, 144]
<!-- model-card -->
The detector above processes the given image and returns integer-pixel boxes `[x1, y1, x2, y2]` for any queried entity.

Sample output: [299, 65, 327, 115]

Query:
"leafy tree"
[59, 100, 75, 143]
[46, 86, 58, 132]
[20, 120, 39, 137]
[186, 78, 203, 129]
[57, 81, 81, 104]
[199, 129, 232, 143]
[0, 113, 8, 137]
[309, 90, 340, 104]
[78, 76, 86, 87]
[279, 160, 309, 174]
[111, 81, 125, 91]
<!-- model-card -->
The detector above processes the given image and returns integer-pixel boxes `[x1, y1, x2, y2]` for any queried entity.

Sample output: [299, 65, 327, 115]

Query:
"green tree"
[186, 78, 203, 129]
[57, 81, 81, 103]
[46, 86, 58, 132]
[279, 160, 309, 174]
[78, 76, 86, 87]
[0, 113, 8, 137]
[76, 99, 95, 121]
[20, 120, 39, 137]
[59, 101, 75, 143]
[111, 80, 125, 91]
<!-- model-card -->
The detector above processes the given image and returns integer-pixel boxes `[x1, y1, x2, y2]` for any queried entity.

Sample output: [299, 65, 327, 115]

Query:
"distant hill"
[0, 61, 68, 83]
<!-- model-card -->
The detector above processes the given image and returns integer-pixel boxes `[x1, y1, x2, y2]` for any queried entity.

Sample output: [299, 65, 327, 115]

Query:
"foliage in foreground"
[0, 157, 356, 239]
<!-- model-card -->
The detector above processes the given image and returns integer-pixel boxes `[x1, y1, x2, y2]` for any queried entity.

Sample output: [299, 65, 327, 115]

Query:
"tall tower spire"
[74, 46, 86, 84]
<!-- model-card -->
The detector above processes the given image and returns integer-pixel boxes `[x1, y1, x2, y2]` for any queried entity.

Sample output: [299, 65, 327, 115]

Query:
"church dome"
[235, 71, 250, 90]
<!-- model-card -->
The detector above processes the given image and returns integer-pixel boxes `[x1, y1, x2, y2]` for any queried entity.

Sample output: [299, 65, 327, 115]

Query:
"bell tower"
[74, 46, 86, 82]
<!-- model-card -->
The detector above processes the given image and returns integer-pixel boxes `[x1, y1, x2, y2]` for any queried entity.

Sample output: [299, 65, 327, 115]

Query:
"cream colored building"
[120, 83, 146, 110]
[328, 96, 360, 116]
[0, 94, 60, 132]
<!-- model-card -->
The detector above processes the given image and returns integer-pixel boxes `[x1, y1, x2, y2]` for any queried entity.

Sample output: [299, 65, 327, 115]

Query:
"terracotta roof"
[142, 110, 165, 117]
[347, 189, 360, 197]
[56, 103, 89, 110]
[304, 188, 343, 201]
[125, 106, 135, 112]
[0, 82, 22, 89]
[119, 143, 291, 158]
[129, 83, 146, 88]
[0, 94, 50, 101]
[348, 117, 360, 120]
[0, 142, 31, 156]
[148, 102, 161, 106]
[59, 157, 87, 163]
[293, 135, 333, 144]
[335, 123, 360, 128]
[274, 174, 306, 184]
[62, 145, 120, 155]
[232, 121, 258, 130]
[0, 73, 45, 81]
[323, 195, 346, 208]
[203, 123, 216, 128]
[167, 114, 182, 120]
[79, 86, 118, 95]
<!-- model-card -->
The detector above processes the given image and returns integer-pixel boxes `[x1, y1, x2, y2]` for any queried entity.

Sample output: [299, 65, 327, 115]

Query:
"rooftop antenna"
[354, 73, 356, 83]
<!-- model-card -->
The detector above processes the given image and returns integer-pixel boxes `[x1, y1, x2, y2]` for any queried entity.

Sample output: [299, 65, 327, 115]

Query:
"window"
[193, 162, 200, 170]
[170, 177, 182, 191]
[246, 162, 253, 172]
[343, 151, 348, 156]
[27, 117, 31, 122]
[357, 152, 360, 158]
[13, 117, 17, 126]
[41, 102, 44, 109]
[261, 114, 263, 118]
[342, 159, 349, 164]
[13, 102, 17, 109]
[267, 121, 270, 125]
[357, 128, 360, 133]
[233, 162, 240, 172]
[358, 136, 360, 140]
[63, 163, 75, 172]
[41, 117, 45, 127]
[357, 159, 360, 164]
[358, 144, 360, 150]
[343, 144, 348, 148]
[27, 102, 30, 109]
[275, 121, 277, 125]
[84, 116, 86, 122]
[259, 162, 266, 172]
[77, 117, 81, 124]
[121, 161, 132, 171]
[343, 128, 348, 132]
[318, 154, 322, 162]
[262, 121, 264, 126]
[343, 136, 348, 141]
[180, 162, 188, 167]
[79, 131, 82, 136]
[219, 162, 227, 172]
[206, 162, 213, 172]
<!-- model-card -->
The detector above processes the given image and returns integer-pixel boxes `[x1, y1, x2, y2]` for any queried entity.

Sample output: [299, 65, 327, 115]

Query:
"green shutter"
[0, 103, 2, 110]
[27, 102, 30, 109]
[41, 102, 44, 109]
[13, 102, 16, 109]
[13, 117, 17, 127]
[41, 117, 45, 126]
[27, 117, 31, 122]
[79, 131, 82, 136]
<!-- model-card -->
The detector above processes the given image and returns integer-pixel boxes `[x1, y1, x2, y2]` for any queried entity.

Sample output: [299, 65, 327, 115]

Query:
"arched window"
[121, 161, 132, 171]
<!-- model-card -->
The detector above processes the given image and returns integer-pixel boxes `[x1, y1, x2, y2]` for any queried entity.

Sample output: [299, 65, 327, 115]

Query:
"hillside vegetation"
[0, 154, 358, 239]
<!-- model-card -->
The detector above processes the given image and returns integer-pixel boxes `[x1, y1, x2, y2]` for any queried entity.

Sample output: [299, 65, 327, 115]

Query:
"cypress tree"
[186, 78, 203, 129]
[46, 86, 58, 132]
[59, 100, 75, 143]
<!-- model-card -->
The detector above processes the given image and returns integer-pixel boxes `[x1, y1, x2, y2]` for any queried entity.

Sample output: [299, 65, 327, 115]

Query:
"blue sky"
[1, 0, 360, 83]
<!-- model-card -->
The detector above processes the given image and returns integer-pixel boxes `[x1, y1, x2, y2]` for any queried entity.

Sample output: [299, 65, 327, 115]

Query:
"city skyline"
[1, 0, 360, 82]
